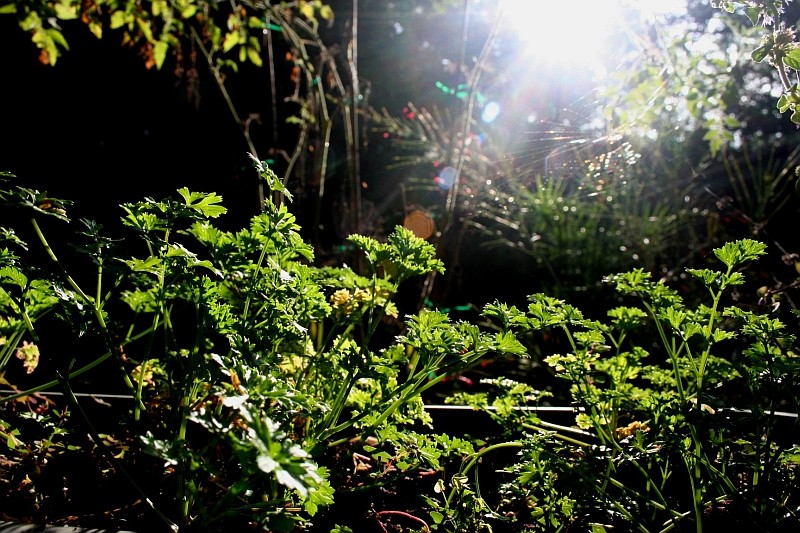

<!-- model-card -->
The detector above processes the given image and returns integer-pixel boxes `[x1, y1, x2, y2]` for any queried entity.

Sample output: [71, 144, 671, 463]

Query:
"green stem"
[644, 300, 687, 402]
[685, 452, 704, 533]
[134, 313, 161, 422]
[625, 456, 675, 517]
[56, 371, 178, 532]
[242, 232, 272, 321]
[30, 218, 138, 394]
[0, 325, 155, 406]
[5, 291, 40, 343]
[520, 421, 593, 448]
[776, 56, 793, 93]
[0, 325, 27, 371]
[298, 323, 352, 390]
[31, 218, 93, 307]
[446, 441, 523, 508]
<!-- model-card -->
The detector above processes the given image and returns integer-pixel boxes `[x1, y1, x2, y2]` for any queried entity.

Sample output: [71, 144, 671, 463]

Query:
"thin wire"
[424, 404, 799, 419]
[1, 390, 137, 399]
[6, 392, 794, 420]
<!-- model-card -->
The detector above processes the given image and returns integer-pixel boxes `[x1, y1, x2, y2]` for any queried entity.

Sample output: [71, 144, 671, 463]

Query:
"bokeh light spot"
[481, 101, 501, 123]
[435, 166, 458, 190]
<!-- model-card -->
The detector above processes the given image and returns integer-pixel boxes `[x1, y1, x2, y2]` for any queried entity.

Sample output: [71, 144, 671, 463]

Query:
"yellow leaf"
[53, 3, 79, 20]
[110, 11, 127, 30]
[48, 28, 69, 49]
[299, 3, 315, 20]
[45, 40, 59, 66]
[154, 41, 168, 69]
[222, 31, 239, 53]
[226, 13, 238, 31]
[247, 46, 263, 67]
[88, 21, 102, 39]
[319, 5, 333, 20]
[136, 18, 154, 42]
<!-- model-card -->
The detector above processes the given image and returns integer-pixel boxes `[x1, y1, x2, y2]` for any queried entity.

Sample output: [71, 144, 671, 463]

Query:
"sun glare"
[498, 0, 687, 72]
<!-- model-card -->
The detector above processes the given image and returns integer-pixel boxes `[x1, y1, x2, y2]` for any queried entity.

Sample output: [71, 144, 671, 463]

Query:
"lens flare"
[498, 0, 687, 72]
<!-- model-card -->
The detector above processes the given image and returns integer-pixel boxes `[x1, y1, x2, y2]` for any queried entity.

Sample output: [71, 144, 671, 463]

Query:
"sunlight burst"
[498, 0, 687, 73]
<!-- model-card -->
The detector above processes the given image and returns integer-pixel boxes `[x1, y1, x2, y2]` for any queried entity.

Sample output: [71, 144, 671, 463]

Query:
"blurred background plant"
[3, 0, 800, 312]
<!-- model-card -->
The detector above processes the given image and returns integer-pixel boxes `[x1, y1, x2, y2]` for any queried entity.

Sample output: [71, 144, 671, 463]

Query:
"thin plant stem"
[446, 441, 523, 508]
[30, 218, 138, 395]
[56, 371, 179, 532]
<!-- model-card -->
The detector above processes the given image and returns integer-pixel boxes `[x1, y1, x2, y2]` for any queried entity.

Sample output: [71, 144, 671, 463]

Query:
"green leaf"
[751, 44, 771, 63]
[177, 189, 227, 218]
[49, 28, 69, 50]
[384, 225, 444, 281]
[0, 4, 17, 14]
[782, 448, 800, 465]
[247, 45, 263, 67]
[0, 266, 27, 289]
[713, 239, 767, 268]
[607, 306, 648, 330]
[703, 127, 731, 157]
[180, 5, 197, 18]
[778, 94, 792, 113]
[785, 49, 800, 70]
[687, 268, 719, 287]
[298, 465, 334, 516]
[712, 329, 737, 343]
[681, 322, 704, 340]
[722, 114, 741, 128]
[53, 3, 79, 20]
[154, 41, 168, 70]
[121, 289, 158, 312]
[320, 5, 334, 20]
[140, 432, 180, 465]
[494, 330, 527, 355]
[722, 271, 746, 287]
[744, 6, 761, 25]
[222, 32, 239, 53]
[136, 17, 154, 42]
[110, 11, 127, 30]
[124, 256, 163, 274]
[299, 3, 315, 20]
[250, 156, 293, 201]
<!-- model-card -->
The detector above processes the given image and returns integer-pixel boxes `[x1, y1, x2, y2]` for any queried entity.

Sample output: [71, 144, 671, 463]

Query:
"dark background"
[1, 15, 254, 229]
